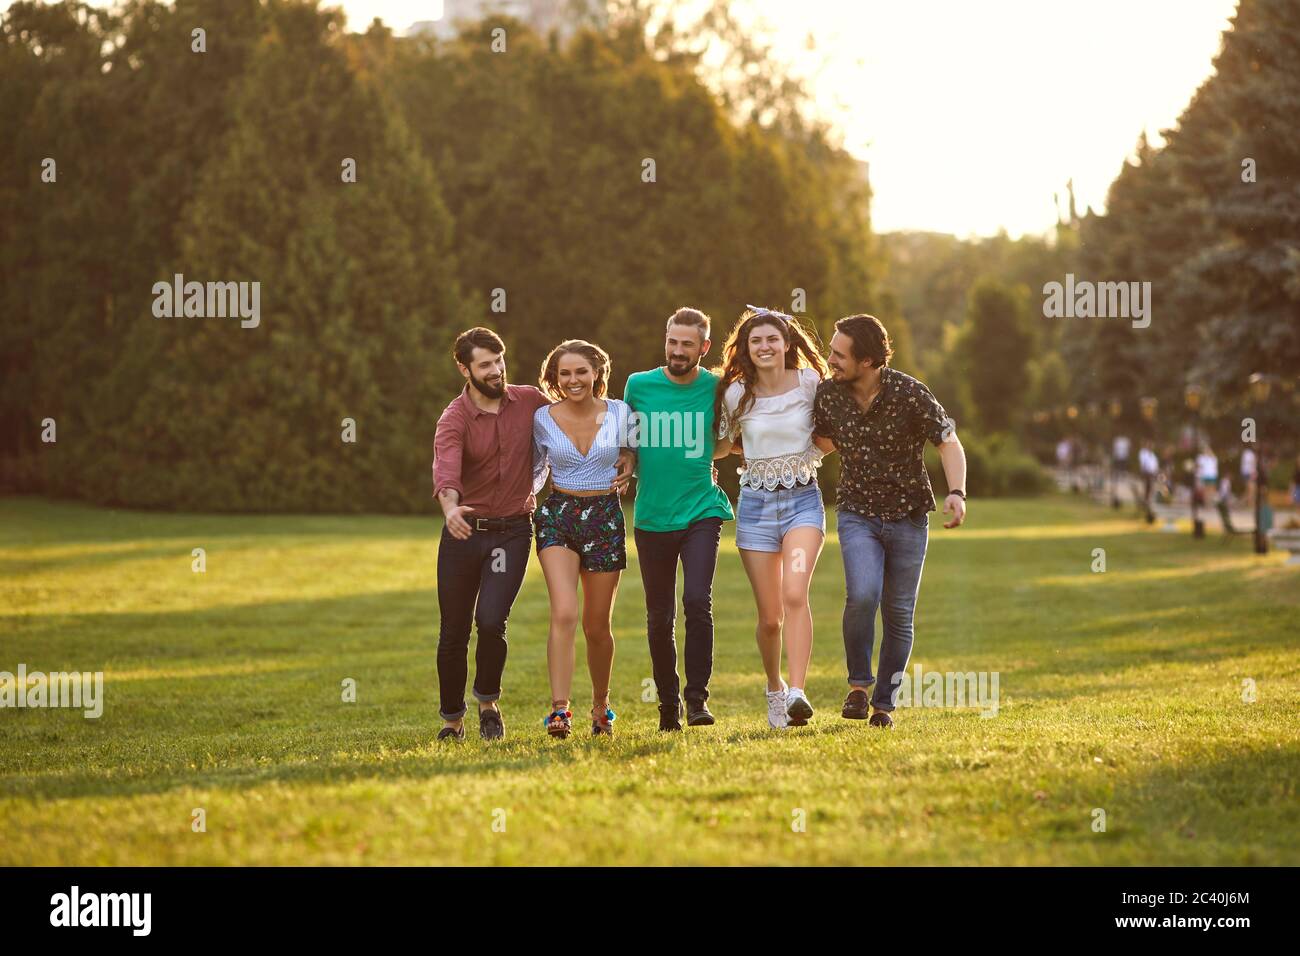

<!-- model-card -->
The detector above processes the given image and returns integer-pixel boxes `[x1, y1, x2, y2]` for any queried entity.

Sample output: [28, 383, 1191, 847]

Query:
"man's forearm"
[939, 439, 967, 494]
[437, 488, 461, 513]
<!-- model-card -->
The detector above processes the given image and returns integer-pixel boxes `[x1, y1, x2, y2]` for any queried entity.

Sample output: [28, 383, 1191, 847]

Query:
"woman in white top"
[714, 306, 834, 729]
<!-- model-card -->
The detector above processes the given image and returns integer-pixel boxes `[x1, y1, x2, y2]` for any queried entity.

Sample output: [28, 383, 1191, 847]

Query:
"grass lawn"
[0, 493, 1296, 866]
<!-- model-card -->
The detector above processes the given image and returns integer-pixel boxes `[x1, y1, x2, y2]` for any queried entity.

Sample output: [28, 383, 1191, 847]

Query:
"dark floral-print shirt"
[813, 367, 954, 521]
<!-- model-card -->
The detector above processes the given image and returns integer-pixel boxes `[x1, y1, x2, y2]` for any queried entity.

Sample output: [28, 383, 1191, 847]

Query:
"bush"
[926, 432, 1052, 498]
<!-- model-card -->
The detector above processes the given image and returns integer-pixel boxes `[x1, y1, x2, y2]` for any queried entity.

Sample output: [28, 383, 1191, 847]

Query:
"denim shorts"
[734, 481, 826, 552]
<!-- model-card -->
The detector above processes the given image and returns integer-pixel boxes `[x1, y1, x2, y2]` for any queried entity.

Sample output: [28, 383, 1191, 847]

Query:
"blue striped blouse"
[533, 398, 632, 492]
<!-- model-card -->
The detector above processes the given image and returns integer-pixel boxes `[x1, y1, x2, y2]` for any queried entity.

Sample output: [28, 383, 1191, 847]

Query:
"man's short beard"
[470, 370, 506, 399]
[667, 355, 699, 374]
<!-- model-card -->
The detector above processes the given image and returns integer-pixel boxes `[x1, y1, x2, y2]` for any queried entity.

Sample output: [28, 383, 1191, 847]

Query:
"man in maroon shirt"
[432, 327, 550, 741]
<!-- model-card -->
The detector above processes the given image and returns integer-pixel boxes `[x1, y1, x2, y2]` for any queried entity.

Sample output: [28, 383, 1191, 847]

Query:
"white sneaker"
[766, 680, 789, 729]
[786, 686, 814, 725]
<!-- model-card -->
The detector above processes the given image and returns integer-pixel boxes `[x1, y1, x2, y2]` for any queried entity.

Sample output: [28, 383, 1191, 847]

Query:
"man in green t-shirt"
[623, 308, 735, 731]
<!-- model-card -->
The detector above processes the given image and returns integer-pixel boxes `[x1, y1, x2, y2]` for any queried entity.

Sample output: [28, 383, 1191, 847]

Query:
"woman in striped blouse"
[532, 340, 634, 739]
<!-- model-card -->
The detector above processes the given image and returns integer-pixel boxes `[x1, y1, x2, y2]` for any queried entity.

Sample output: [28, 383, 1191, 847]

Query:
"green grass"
[0, 493, 1296, 866]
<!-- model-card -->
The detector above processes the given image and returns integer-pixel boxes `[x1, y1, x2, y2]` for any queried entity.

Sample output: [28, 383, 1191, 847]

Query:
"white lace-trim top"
[738, 450, 824, 490]
[719, 367, 824, 489]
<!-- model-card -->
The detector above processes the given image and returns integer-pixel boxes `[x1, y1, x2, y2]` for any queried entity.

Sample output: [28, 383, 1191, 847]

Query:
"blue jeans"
[837, 507, 929, 712]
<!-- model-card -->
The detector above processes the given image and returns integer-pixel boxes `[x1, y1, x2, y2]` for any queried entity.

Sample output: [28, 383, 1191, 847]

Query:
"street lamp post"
[1249, 373, 1271, 555]
[1185, 384, 1205, 539]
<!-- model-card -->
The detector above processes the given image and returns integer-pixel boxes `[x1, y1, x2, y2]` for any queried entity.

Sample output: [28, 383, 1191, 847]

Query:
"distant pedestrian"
[1139, 441, 1159, 518]
[1196, 446, 1219, 507]
[1217, 475, 1233, 506]
[1241, 446, 1258, 506]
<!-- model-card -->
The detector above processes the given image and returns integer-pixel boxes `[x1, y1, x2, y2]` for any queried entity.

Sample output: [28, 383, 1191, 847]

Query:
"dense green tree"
[961, 278, 1035, 435]
[1077, 0, 1300, 444]
[1, 0, 885, 511]
[1, 0, 470, 512]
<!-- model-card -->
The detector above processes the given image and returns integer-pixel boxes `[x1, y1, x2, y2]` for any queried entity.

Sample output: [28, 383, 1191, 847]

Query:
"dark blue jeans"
[634, 517, 723, 704]
[837, 507, 929, 712]
[436, 519, 532, 721]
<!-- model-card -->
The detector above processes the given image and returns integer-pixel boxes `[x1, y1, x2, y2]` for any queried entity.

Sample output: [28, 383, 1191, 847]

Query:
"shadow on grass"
[0, 587, 442, 666]
[0, 496, 439, 551]
[1093, 744, 1300, 858]
[0, 721, 681, 800]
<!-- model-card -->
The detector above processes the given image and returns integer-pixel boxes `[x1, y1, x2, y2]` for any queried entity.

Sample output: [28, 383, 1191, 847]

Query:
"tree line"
[4, 0, 1291, 513]
[0, 0, 882, 512]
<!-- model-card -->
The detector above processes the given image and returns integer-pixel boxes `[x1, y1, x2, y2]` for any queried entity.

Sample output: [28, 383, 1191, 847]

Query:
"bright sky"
[8, 0, 1237, 237]
[764, 0, 1240, 238]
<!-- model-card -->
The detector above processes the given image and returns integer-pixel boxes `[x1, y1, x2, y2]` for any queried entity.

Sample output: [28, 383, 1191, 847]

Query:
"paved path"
[1050, 465, 1280, 534]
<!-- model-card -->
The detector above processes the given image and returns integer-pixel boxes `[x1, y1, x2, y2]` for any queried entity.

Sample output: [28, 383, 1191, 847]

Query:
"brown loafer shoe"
[868, 710, 894, 730]
[842, 689, 871, 719]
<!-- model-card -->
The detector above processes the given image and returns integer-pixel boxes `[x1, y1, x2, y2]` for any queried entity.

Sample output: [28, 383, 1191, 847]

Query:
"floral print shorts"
[534, 491, 626, 572]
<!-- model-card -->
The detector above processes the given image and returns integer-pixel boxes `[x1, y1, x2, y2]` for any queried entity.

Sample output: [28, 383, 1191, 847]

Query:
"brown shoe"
[842, 689, 870, 720]
[868, 710, 894, 730]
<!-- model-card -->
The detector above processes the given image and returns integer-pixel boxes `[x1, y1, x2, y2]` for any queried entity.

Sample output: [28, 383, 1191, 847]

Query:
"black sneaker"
[868, 710, 894, 730]
[479, 707, 505, 741]
[685, 698, 715, 726]
[437, 724, 466, 742]
[842, 689, 870, 720]
[658, 700, 682, 732]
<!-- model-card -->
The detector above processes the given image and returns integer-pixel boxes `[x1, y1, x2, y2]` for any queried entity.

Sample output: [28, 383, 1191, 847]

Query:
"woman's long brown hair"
[712, 307, 830, 432]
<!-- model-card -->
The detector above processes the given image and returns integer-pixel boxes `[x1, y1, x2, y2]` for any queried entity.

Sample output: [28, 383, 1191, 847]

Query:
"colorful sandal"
[544, 708, 572, 739]
[591, 707, 617, 737]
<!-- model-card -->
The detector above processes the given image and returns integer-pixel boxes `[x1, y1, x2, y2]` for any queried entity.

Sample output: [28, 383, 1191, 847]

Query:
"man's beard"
[470, 370, 506, 399]
[667, 354, 699, 375]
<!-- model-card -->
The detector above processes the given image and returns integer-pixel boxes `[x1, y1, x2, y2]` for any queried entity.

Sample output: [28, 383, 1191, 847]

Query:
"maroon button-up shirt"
[433, 383, 550, 517]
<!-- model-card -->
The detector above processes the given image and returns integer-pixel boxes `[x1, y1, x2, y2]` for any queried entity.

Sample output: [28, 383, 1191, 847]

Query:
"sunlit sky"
[10, 0, 1238, 237]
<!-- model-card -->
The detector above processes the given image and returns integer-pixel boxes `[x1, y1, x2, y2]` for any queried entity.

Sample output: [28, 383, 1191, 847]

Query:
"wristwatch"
[948, 489, 967, 499]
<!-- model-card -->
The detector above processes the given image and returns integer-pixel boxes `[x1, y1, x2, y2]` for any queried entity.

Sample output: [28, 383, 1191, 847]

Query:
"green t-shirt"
[623, 367, 735, 532]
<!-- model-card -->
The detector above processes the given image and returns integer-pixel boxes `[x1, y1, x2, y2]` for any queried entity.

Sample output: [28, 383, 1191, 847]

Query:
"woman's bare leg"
[739, 549, 785, 691]
[579, 567, 621, 717]
[780, 527, 824, 689]
[538, 546, 581, 710]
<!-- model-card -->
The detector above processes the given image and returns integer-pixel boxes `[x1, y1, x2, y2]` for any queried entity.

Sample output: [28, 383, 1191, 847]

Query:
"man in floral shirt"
[813, 314, 967, 729]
